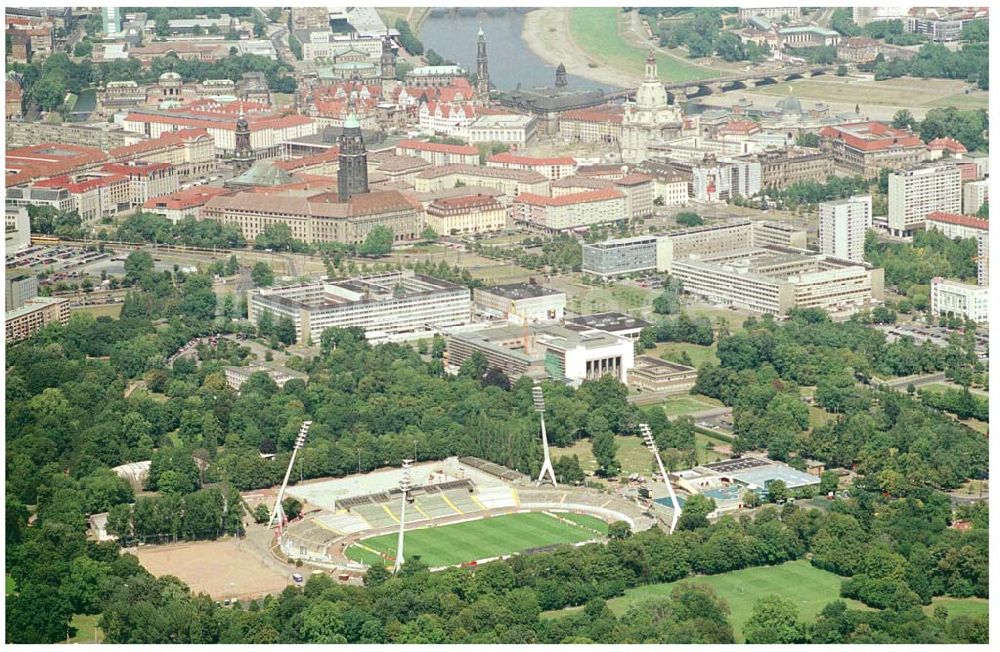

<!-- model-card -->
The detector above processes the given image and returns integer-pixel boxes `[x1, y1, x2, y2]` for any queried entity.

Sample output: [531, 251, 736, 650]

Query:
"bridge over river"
[607, 64, 836, 102]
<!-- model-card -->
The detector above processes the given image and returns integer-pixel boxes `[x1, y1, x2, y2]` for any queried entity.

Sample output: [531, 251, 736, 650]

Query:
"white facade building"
[819, 195, 872, 263]
[887, 164, 962, 237]
[467, 114, 538, 149]
[963, 179, 989, 215]
[931, 277, 988, 323]
[621, 52, 685, 162]
[472, 283, 566, 324]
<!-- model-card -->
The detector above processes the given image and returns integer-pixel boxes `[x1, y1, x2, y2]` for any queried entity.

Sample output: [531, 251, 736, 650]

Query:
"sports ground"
[345, 511, 608, 568]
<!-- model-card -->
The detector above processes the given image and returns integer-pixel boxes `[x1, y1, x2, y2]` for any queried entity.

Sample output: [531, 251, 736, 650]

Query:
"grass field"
[568, 8, 720, 82]
[5, 574, 14, 595]
[652, 342, 719, 368]
[346, 512, 607, 568]
[924, 597, 989, 621]
[754, 77, 987, 110]
[552, 427, 727, 479]
[543, 560, 869, 641]
[659, 395, 718, 416]
[919, 383, 989, 397]
[61, 614, 104, 644]
[70, 303, 122, 319]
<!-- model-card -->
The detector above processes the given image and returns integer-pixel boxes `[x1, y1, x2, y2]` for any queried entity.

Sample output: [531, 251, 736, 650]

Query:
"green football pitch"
[346, 511, 608, 568]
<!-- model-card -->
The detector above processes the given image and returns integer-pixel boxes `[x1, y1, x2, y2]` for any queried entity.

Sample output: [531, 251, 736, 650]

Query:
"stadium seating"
[416, 494, 460, 518]
[353, 504, 400, 529]
[443, 489, 479, 514]
[315, 511, 371, 535]
[476, 486, 518, 509]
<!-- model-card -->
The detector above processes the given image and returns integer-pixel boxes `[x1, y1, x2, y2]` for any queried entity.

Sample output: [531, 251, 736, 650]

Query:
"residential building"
[5, 121, 145, 151]
[819, 122, 928, 178]
[511, 189, 627, 232]
[395, 140, 480, 166]
[977, 231, 989, 287]
[924, 211, 988, 242]
[888, 164, 962, 237]
[906, 8, 988, 42]
[930, 278, 988, 323]
[6, 274, 38, 311]
[819, 195, 873, 263]
[752, 220, 808, 249]
[671, 246, 885, 316]
[29, 173, 132, 223]
[142, 186, 233, 224]
[445, 323, 634, 387]
[6, 297, 69, 343]
[425, 194, 507, 235]
[248, 271, 471, 343]
[5, 205, 31, 255]
[486, 153, 577, 180]
[963, 179, 989, 215]
[629, 356, 699, 394]
[558, 106, 623, 144]
[6, 72, 23, 119]
[414, 165, 549, 196]
[634, 160, 691, 206]
[467, 114, 538, 149]
[614, 173, 655, 220]
[927, 136, 968, 160]
[417, 101, 476, 139]
[691, 155, 761, 202]
[101, 161, 179, 206]
[747, 147, 834, 190]
[473, 283, 566, 324]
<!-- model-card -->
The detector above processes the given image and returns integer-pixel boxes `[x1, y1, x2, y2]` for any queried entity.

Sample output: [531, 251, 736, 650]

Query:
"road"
[873, 372, 947, 391]
[811, 7, 837, 29]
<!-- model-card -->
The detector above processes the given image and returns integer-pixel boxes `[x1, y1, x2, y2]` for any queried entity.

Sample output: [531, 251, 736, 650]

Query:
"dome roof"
[776, 93, 802, 115]
[344, 113, 360, 129]
[229, 161, 297, 188]
[159, 71, 182, 82]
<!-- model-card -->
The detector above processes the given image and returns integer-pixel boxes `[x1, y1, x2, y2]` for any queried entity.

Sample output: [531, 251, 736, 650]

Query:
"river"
[418, 8, 619, 92]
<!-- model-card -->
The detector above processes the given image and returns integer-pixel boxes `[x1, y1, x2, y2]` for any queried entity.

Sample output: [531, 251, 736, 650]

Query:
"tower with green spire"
[338, 113, 368, 201]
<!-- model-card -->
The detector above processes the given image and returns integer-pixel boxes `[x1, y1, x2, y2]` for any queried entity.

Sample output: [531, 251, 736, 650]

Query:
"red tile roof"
[123, 111, 313, 133]
[928, 137, 968, 153]
[397, 139, 479, 156]
[428, 194, 503, 211]
[560, 106, 624, 124]
[514, 188, 624, 207]
[108, 128, 212, 160]
[488, 152, 577, 167]
[272, 148, 341, 172]
[5, 143, 109, 187]
[102, 161, 174, 176]
[718, 119, 761, 135]
[143, 186, 233, 211]
[614, 173, 653, 186]
[34, 173, 129, 194]
[819, 122, 925, 152]
[926, 211, 988, 231]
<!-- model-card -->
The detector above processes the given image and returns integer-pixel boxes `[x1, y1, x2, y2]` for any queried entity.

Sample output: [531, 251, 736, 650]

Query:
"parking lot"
[6, 245, 109, 274]
[880, 322, 988, 359]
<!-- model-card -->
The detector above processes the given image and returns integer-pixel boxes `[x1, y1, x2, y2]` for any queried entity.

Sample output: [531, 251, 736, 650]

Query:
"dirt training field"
[136, 538, 291, 600]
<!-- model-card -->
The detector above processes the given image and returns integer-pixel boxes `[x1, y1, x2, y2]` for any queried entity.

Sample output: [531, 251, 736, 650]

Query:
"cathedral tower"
[338, 113, 369, 201]
[555, 62, 567, 88]
[475, 24, 490, 101]
[380, 35, 396, 91]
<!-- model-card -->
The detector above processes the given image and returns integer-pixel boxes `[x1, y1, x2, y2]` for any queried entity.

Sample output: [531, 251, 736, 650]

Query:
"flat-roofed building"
[472, 283, 566, 323]
[582, 235, 667, 277]
[629, 356, 698, 393]
[425, 194, 507, 235]
[5, 205, 31, 255]
[930, 277, 988, 323]
[445, 323, 634, 387]
[6, 274, 38, 311]
[249, 271, 471, 343]
[963, 180, 989, 216]
[224, 364, 307, 391]
[751, 220, 808, 249]
[6, 296, 69, 343]
[671, 246, 884, 316]
[564, 312, 651, 340]
[819, 122, 928, 179]
[658, 219, 755, 273]
[819, 195, 872, 263]
[888, 164, 962, 237]
[512, 189, 626, 232]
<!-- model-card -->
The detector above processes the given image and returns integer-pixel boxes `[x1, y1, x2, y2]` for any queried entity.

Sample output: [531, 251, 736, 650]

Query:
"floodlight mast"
[269, 421, 312, 532]
[394, 459, 413, 573]
[533, 385, 557, 486]
[640, 423, 681, 533]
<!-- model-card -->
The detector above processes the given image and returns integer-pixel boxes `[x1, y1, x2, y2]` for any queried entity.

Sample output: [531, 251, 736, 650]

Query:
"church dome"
[776, 93, 802, 115]
[344, 113, 361, 130]
[159, 71, 182, 83]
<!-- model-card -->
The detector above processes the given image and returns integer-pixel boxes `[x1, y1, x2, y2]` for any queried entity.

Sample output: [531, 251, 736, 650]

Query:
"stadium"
[277, 456, 662, 571]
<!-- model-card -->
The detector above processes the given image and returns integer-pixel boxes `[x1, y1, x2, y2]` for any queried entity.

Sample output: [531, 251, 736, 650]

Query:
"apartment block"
[511, 189, 627, 232]
[930, 277, 988, 323]
[6, 297, 70, 343]
[887, 164, 962, 237]
[819, 195, 873, 263]
[248, 271, 471, 343]
[963, 179, 989, 216]
[924, 211, 988, 241]
[6, 274, 38, 311]
[425, 194, 507, 236]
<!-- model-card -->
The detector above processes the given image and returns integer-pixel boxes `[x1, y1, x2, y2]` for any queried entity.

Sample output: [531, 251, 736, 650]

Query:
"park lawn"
[919, 383, 988, 397]
[61, 614, 104, 644]
[960, 418, 988, 434]
[346, 512, 605, 568]
[924, 597, 989, 621]
[754, 77, 986, 109]
[6, 574, 15, 595]
[603, 559, 870, 642]
[928, 92, 990, 110]
[552, 428, 725, 479]
[658, 394, 718, 417]
[569, 8, 720, 82]
[685, 304, 750, 333]
[809, 407, 837, 429]
[70, 303, 122, 319]
[652, 342, 719, 368]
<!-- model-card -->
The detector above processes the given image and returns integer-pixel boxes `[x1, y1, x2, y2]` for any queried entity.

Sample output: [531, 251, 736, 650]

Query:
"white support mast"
[269, 421, 312, 532]
[533, 385, 557, 486]
[640, 423, 681, 533]
[393, 458, 413, 573]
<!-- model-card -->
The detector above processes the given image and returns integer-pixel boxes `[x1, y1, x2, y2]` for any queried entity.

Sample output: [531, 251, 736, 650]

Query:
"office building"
[930, 277, 988, 323]
[6, 297, 69, 343]
[670, 246, 884, 316]
[888, 164, 962, 237]
[629, 356, 699, 393]
[582, 235, 667, 277]
[564, 312, 651, 341]
[425, 194, 507, 236]
[752, 220, 808, 249]
[445, 323, 634, 388]
[963, 179, 989, 216]
[467, 114, 538, 149]
[6, 274, 38, 311]
[977, 231, 989, 287]
[224, 364, 307, 391]
[248, 271, 471, 343]
[511, 189, 627, 232]
[472, 283, 566, 324]
[5, 205, 31, 255]
[558, 106, 623, 144]
[819, 195, 873, 263]
[819, 122, 928, 178]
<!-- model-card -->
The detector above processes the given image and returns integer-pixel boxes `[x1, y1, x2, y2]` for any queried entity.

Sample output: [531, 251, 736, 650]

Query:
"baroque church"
[620, 52, 691, 162]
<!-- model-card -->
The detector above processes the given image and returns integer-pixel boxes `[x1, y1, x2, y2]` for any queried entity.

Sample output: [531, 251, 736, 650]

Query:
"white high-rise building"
[977, 231, 989, 287]
[930, 277, 988, 323]
[963, 179, 989, 215]
[819, 195, 872, 262]
[887, 164, 961, 237]
[621, 52, 685, 162]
